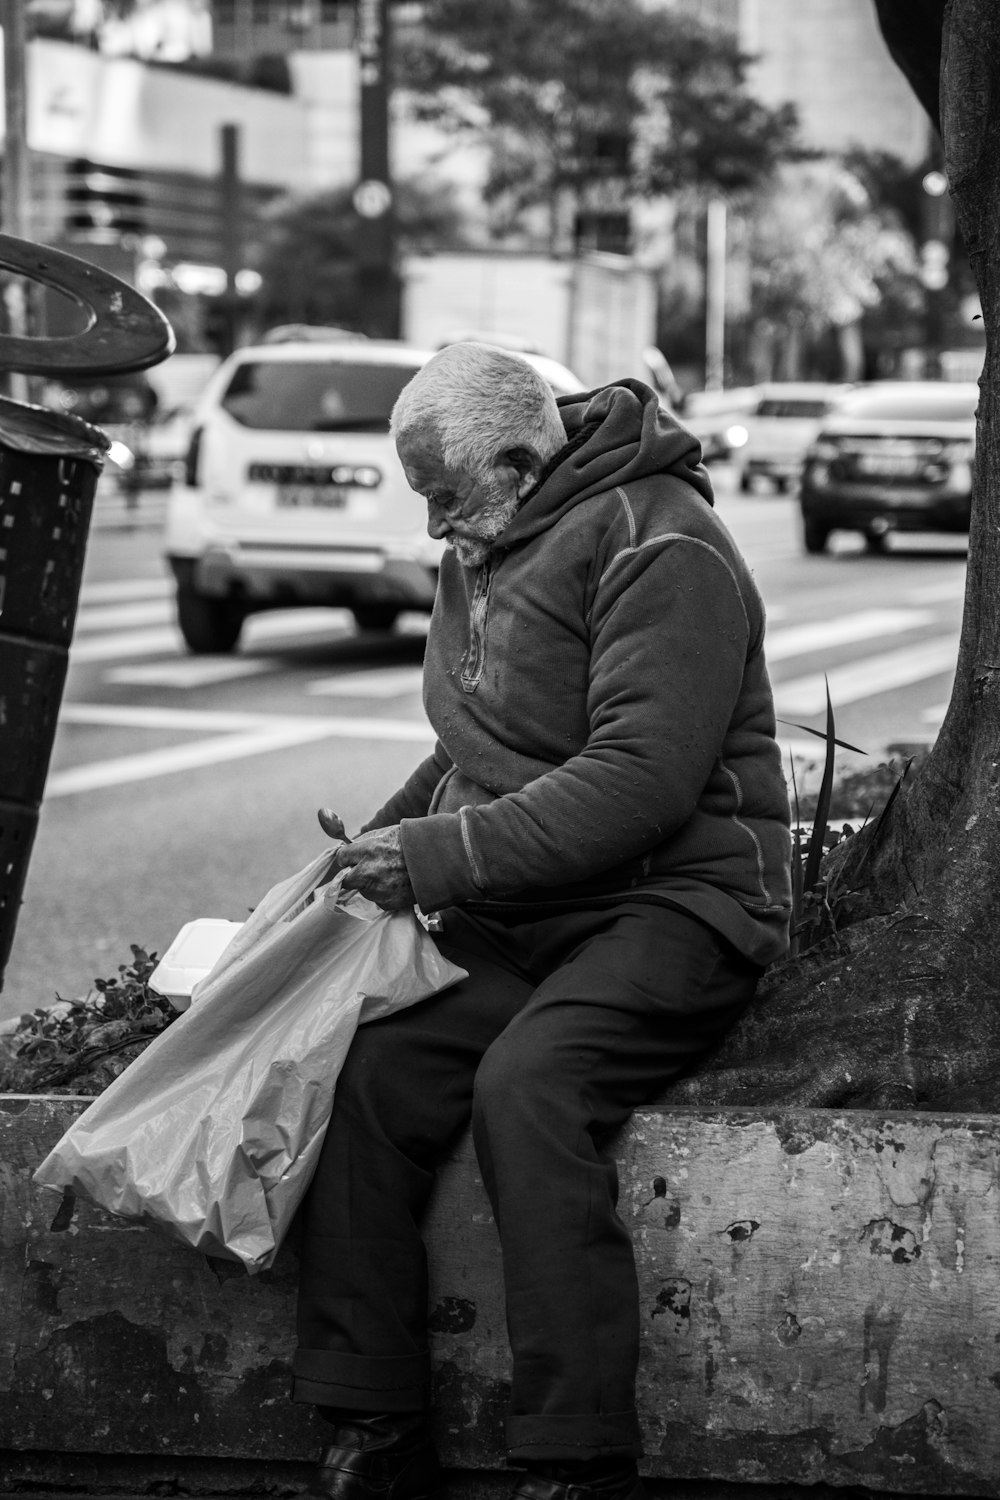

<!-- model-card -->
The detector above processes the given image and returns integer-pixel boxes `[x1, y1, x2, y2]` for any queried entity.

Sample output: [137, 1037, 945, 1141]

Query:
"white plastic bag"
[33, 850, 466, 1272]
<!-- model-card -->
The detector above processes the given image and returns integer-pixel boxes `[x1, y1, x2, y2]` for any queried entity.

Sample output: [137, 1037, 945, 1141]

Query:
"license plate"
[855, 454, 921, 478]
[276, 485, 348, 509]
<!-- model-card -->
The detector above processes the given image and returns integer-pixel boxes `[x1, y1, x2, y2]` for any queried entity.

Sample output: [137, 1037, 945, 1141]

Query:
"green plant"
[782, 686, 910, 957]
[0, 945, 176, 1094]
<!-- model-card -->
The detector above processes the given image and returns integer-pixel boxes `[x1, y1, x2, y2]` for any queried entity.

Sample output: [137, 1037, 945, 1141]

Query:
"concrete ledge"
[3, 1097, 1000, 1496]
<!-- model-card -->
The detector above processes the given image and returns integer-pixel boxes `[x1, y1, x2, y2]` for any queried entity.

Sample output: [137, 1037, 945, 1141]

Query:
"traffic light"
[201, 293, 239, 357]
[65, 159, 145, 238]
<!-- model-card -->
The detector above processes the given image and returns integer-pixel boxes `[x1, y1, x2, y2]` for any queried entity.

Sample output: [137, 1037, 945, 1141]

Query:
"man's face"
[396, 430, 524, 569]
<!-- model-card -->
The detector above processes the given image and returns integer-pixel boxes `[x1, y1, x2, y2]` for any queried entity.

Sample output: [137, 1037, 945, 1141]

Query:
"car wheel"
[864, 530, 889, 555]
[775, 476, 791, 494]
[352, 605, 401, 633]
[176, 590, 246, 654]
[803, 519, 830, 555]
[738, 470, 753, 493]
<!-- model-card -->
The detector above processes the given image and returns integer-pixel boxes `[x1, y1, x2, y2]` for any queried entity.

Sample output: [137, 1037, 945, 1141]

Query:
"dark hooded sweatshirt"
[365, 379, 792, 967]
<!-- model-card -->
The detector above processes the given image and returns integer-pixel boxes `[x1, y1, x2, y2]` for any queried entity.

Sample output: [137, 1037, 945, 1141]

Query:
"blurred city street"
[0, 464, 967, 1022]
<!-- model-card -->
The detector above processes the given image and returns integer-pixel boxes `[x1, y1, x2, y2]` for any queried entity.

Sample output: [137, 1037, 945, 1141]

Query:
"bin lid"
[0, 394, 110, 462]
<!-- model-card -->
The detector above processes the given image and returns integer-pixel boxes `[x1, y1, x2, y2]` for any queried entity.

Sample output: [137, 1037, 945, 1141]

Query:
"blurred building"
[668, 0, 929, 165]
[210, 0, 353, 57]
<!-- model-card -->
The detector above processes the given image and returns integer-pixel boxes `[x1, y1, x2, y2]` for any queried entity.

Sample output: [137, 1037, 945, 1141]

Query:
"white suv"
[164, 333, 583, 653]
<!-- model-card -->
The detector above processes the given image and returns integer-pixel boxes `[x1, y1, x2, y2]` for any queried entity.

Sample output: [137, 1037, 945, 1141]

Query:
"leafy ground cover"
[0, 945, 175, 1095]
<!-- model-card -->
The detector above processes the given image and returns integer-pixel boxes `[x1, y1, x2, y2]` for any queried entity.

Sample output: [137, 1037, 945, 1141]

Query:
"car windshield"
[757, 398, 831, 418]
[220, 360, 424, 431]
[836, 387, 978, 423]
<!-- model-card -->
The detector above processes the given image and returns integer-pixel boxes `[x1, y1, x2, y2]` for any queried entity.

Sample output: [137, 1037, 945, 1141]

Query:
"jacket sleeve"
[399, 538, 750, 910]
[360, 740, 454, 832]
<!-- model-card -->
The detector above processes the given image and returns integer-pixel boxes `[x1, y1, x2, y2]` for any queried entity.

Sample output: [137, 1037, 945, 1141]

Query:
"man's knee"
[473, 1023, 559, 1129]
[335, 1016, 415, 1116]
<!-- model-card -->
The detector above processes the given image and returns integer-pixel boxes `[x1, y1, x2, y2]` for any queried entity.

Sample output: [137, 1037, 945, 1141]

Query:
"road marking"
[903, 578, 967, 605]
[58, 704, 285, 731]
[47, 707, 434, 797]
[80, 578, 172, 604]
[106, 659, 274, 688]
[76, 600, 173, 632]
[71, 625, 182, 662]
[307, 667, 424, 698]
[70, 606, 355, 664]
[774, 638, 957, 716]
[765, 608, 933, 663]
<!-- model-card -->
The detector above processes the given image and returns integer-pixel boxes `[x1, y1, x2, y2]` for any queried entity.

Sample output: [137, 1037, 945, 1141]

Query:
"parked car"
[143, 353, 221, 488]
[736, 382, 853, 493]
[675, 386, 760, 464]
[164, 335, 584, 653]
[799, 380, 979, 554]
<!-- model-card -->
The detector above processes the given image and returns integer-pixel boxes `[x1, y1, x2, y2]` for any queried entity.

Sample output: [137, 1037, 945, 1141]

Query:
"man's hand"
[319, 811, 415, 910]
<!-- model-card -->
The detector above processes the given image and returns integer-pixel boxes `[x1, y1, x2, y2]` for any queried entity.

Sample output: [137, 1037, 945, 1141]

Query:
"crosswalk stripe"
[774, 638, 957, 716]
[106, 659, 273, 688]
[71, 625, 182, 662]
[903, 578, 966, 605]
[46, 712, 435, 797]
[79, 578, 172, 605]
[307, 667, 424, 699]
[76, 600, 173, 632]
[765, 608, 933, 662]
[58, 703, 284, 731]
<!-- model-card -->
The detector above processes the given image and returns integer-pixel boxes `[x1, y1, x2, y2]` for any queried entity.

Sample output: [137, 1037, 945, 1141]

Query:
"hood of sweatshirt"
[498, 377, 713, 549]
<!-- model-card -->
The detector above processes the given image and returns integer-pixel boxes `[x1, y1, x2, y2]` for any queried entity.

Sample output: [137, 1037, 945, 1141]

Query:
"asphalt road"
[0, 469, 968, 1020]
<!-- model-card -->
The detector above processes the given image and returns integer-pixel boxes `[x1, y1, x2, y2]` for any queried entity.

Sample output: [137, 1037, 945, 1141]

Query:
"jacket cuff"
[400, 813, 481, 911]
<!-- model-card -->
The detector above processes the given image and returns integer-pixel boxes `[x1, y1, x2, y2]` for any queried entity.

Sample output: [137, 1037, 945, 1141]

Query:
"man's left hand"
[327, 823, 416, 910]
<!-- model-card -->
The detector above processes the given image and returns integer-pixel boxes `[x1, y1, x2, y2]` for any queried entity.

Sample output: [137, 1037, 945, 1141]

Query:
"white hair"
[390, 341, 566, 475]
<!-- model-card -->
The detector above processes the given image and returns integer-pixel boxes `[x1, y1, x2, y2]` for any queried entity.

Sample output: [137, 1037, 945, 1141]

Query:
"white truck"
[400, 250, 659, 390]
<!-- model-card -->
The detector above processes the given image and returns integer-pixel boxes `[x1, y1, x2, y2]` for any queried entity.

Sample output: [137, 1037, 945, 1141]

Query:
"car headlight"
[107, 440, 135, 470]
[809, 440, 840, 462]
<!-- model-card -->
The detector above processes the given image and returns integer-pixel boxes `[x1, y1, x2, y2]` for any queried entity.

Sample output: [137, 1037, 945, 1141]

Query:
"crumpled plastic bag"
[33, 849, 466, 1271]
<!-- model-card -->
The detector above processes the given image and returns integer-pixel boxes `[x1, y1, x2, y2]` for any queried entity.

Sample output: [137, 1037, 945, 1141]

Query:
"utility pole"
[2, 0, 31, 398]
[704, 198, 727, 391]
[219, 123, 242, 357]
[354, 0, 399, 337]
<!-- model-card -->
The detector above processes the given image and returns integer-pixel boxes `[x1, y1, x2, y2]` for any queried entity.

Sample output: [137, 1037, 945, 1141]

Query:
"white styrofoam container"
[149, 918, 245, 1011]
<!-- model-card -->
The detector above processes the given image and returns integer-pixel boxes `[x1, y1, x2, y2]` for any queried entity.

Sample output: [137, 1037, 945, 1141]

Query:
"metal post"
[219, 123, 242, 358]
[355, 0, 399, 337]
[705, 198, 727, 391]
[2, 0, 31, 399]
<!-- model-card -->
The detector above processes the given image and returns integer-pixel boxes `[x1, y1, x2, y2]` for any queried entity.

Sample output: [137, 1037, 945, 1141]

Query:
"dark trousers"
[292, 900, 760, 1460]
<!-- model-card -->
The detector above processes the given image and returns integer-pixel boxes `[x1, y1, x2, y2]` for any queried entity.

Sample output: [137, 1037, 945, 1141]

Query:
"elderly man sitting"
[292, 342, 791, 1500]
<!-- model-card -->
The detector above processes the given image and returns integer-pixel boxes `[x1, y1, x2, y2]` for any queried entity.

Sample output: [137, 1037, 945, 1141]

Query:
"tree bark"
[665, 0, 1000, 1113]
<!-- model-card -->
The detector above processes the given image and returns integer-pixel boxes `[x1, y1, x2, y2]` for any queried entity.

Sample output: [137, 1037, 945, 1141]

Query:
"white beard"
[450, 487, 521, 569]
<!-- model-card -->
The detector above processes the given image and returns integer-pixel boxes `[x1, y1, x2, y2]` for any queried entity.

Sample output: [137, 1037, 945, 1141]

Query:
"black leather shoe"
[304, 1412, 441, 1500]
[511, 1460, 645, 1500]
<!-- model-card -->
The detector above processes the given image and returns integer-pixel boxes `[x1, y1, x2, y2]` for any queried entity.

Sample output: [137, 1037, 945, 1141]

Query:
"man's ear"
[501, 445, 542, 499]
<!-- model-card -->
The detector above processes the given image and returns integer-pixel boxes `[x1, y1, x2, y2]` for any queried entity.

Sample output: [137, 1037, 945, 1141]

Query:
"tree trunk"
[665, 0, 1000, 1113]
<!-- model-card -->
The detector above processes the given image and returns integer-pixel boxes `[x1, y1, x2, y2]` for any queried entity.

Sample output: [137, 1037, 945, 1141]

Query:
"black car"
[799, 381, 979, 554]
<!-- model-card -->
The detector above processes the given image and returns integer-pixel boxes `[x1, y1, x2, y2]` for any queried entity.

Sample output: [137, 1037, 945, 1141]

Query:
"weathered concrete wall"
[3, 1096, 1000, 1495]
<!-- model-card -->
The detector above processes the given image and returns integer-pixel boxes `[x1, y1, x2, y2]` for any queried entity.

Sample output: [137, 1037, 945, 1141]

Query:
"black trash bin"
[0, 233, 174, 989]
[0, 400, 111, 980]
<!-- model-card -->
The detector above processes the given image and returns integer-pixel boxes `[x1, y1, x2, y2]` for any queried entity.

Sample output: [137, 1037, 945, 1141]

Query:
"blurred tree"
[247, 178, 469, 337]
[741, 161, 922, 381]
[662, 0, 1000, 1115]
[398, 0, 800, 249]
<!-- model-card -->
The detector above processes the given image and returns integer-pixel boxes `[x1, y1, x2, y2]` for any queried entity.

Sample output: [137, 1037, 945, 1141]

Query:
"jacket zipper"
[461, 561, 492, 692]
